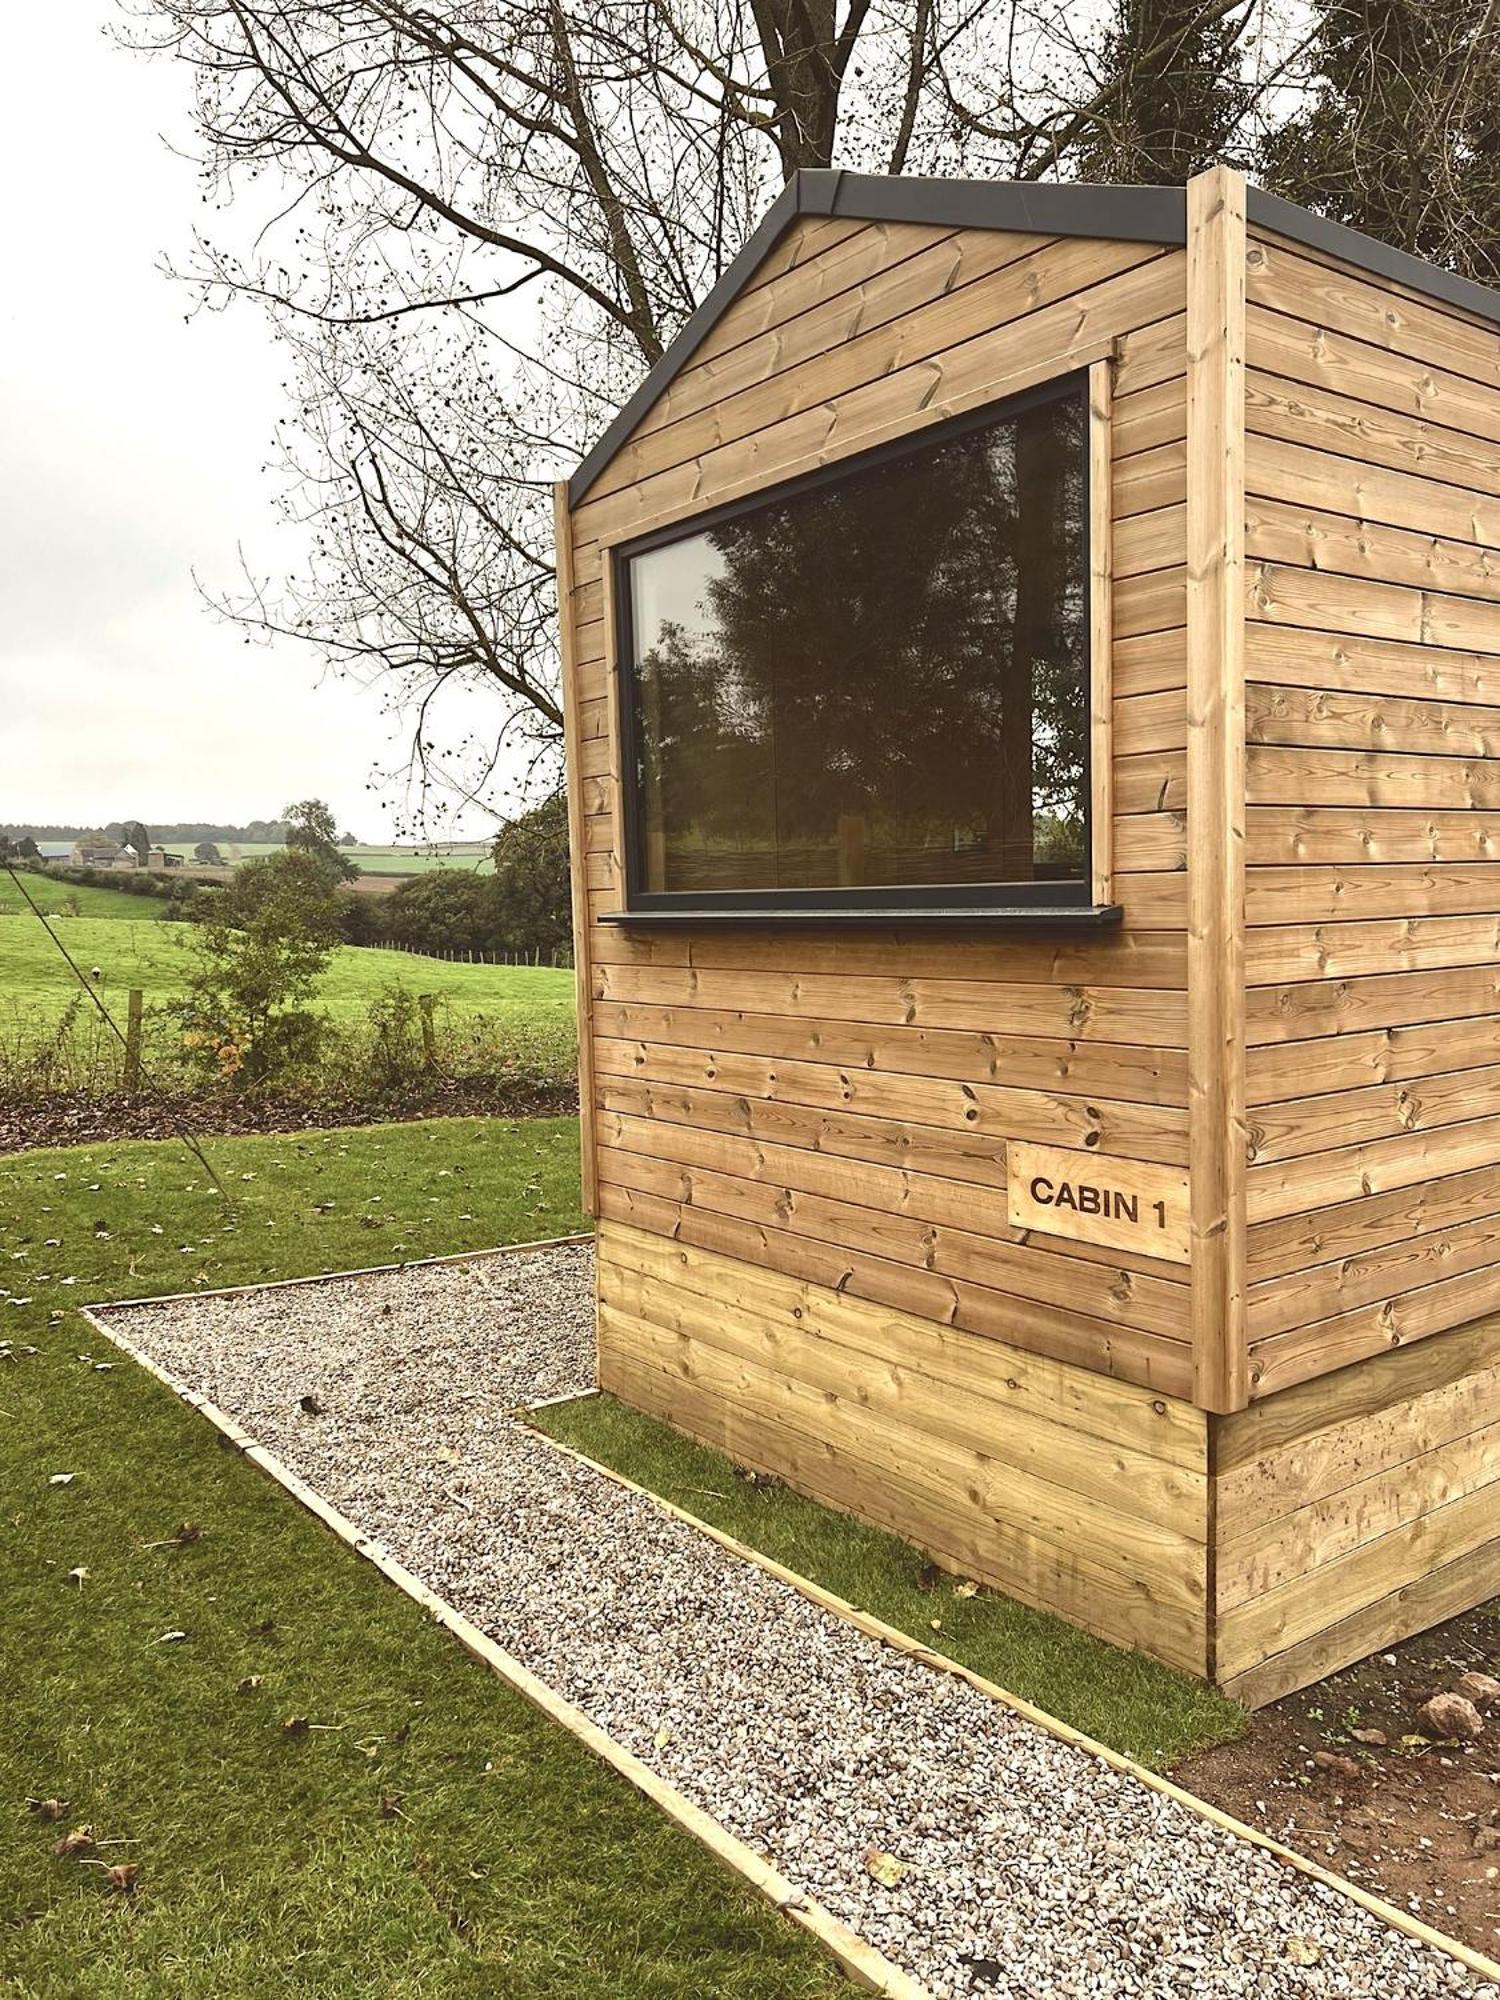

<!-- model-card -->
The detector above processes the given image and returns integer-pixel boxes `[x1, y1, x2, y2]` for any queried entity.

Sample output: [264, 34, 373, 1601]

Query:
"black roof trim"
[568, 170, 1500, 507]
[1244, 185, 1500, 328]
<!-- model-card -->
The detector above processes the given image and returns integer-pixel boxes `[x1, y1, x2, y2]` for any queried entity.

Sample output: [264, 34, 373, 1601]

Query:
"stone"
[1312, 1750, 1361, 1778]
[1419, 1693, 1486, 1742]
[1457, 1672, 1500, 1712]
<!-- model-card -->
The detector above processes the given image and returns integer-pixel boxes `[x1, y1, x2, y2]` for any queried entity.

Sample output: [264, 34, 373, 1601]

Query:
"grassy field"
[0, 875, 163, 923]
[535, 1396, 1244, 1771]
[0, 1118, 840, 1999]
[1, 917, 576, 1032]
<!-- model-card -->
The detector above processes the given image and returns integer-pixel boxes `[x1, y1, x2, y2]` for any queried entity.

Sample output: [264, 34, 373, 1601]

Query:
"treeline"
[1, 819, 299, 844]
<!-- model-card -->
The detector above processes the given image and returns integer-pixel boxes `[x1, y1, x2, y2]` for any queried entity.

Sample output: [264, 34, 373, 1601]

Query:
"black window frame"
[603, 370, 1117, 931]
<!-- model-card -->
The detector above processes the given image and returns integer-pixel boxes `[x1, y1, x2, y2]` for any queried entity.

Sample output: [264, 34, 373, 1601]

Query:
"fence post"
[123, 988, 144, 1090]
[418, 993, 437, 1068]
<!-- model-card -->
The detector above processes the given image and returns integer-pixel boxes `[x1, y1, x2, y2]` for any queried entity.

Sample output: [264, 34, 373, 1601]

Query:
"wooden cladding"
[1241, 217, 1500, 1403]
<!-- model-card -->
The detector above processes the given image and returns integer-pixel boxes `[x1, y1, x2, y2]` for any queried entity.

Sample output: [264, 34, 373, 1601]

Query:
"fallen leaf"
[929, 1618, 943, 1631]
[379, 1791, 404, 1820]
[26, 1797, 68, 1822]
[54, 1824, 95, 1859]
[48, 1474, 74, 1488]
[953, 1578, 979, 1599]
[1284, 1936, 1322, 1966]
[105, 1862, 139, 1894]
[66, 1566, 88, 1588]
[653, 1725, 672, 1750]
[864, 1848, 906, 1889]
[156, 1630, 188, 1645]
[281, 1715, 310, 1738]
[236, 1675, 265, 1694]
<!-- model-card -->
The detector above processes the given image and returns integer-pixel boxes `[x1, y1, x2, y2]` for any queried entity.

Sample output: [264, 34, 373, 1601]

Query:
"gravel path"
[101, 1247, 1497, 2000]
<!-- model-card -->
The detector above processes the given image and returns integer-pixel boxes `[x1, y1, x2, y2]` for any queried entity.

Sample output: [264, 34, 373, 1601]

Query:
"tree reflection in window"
[627, 386, 1087, 898]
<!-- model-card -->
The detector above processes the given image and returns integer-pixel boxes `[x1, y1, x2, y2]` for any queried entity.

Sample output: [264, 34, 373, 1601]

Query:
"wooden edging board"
[81, 1237, 1500, 1996]
[78, 1248, 924, 2000]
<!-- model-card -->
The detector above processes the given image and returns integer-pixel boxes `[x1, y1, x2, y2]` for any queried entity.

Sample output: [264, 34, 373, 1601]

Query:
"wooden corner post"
[553, 481, 599, 1218]
[1185, 167, 1248, 1414]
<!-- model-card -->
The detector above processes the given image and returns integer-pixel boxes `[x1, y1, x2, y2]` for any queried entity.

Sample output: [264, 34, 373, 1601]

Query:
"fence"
[375, 942, 573, 968]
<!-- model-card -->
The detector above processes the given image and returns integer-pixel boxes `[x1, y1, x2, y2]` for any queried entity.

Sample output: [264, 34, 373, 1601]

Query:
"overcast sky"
[0, 8, 438, 840]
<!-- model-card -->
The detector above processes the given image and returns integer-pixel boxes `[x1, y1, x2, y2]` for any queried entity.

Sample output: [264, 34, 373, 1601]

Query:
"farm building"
[555, 165, 1500, 1706]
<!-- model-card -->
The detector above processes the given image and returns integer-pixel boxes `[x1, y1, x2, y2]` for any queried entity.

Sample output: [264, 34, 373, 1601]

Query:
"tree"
[194, 840, 225, 866]
[383, 870, 497, 955]
[119, 819, 151, 867]
[0, 835, 40, 863]
[183, 848, 342, 1085]
[1259, 0, 1500, 281]
[1072, 0, 1255, 183]
[283, 798, 359, 882]
[490, 795, 571, 959]
[127, 1, 1282, 815]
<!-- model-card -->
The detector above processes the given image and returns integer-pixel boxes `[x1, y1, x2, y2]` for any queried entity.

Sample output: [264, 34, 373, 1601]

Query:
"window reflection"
[626, 387, 1087, 899]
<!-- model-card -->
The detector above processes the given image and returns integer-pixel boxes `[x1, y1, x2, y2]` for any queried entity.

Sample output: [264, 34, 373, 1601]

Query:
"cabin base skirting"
[1213, 1314, 1500, 1709]
[596, 1223, 1500, 1708]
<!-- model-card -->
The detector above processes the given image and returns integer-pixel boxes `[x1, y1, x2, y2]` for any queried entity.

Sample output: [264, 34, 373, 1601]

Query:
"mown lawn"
[0, 1117, 841, 1999]
[534, 1399, 1245, 1773]
[0, 916, 576, 1032]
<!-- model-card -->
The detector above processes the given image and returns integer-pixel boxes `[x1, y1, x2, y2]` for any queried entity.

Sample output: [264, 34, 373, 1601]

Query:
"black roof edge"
[1244, 185, 1500, 329]
[567, 169, 1500, 508]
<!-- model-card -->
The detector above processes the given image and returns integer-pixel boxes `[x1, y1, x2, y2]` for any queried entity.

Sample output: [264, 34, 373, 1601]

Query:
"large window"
[613, 376, 1093, 919]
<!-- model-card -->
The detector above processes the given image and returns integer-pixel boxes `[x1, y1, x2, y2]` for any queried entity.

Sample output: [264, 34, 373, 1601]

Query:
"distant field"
[0, 916, 575, 1030]
[0, 873, 163, 922]
[228, 841, 493, 876]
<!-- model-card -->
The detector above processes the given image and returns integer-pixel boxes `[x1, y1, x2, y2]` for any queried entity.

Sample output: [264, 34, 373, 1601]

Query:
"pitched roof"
[569, 169, 1500, 505]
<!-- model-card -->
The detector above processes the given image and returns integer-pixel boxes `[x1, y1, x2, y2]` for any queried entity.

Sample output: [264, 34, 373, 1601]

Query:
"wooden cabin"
[555, 165, 1500, 1707]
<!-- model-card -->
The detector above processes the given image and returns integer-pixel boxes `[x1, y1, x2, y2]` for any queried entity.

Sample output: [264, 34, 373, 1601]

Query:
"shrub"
[179, 850, 343, 1087]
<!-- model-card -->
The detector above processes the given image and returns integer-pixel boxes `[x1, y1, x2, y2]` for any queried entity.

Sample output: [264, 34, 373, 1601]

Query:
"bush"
[382, 870, 496, 955]
[179, 851, 343, 1087]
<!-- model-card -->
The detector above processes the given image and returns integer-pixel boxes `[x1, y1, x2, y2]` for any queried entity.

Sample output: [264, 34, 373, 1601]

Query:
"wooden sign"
[1007, 1142, 1190, 1264]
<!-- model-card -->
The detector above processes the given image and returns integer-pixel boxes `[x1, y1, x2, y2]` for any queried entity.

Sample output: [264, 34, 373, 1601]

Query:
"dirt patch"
[1177, 1602, 1500, 1961]
[0, 1077, 577, 1155]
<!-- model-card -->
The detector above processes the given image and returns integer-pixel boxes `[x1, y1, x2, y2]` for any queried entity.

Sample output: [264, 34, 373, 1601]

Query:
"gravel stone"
[102, 1246, 1500, 2000]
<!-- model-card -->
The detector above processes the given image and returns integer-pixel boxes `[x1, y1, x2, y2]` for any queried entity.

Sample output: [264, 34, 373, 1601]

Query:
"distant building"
[70, 833, 127, 868]
[146, 846, 185, 871]
[36, 842, 71, 862]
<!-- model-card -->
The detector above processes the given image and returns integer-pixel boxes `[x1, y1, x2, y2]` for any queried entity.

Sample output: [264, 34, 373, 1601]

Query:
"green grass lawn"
[0, 917, 576, 1032]
[0, 875, 165, 923]
[0, 1117, 839, 1999]
[533, 1397, 1245, 1773]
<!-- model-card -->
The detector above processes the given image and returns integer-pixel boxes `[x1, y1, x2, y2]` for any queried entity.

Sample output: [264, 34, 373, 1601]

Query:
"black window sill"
[596, 904, 1124, 933]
